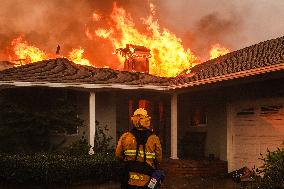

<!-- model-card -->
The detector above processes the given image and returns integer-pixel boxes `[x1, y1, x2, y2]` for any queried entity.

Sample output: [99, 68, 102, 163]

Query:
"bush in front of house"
[0, 152, 120, 187]
[253, 144, 284, 189]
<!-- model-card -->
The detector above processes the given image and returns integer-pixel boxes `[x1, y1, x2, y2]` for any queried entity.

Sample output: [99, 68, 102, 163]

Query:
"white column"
[89, 92, 96, 154]
[171, 93, 178, 159]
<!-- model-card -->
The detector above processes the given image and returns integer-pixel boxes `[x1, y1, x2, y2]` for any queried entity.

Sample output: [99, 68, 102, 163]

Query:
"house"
[0, 35, 283, 174]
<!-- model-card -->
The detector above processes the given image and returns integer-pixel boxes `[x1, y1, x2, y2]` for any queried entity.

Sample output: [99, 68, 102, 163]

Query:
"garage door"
[231, 98, 284, 170]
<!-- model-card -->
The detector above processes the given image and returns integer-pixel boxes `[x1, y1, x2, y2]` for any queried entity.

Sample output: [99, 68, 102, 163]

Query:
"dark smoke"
[183, 12, 242, 60]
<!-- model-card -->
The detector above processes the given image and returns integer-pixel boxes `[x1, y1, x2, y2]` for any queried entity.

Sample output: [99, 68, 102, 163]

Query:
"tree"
[0, 88, 84, 153]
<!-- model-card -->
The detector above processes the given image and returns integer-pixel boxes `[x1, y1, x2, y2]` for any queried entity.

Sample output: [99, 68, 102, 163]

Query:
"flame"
[8, 36, 92, 67]
[93, 3, 198, 77]
[95, 29, 113, 38]
[3, 2, 230, 77]
[68, 48, 91, 66]
[209, 44, 230, 60]
[11, 36, 46, 66]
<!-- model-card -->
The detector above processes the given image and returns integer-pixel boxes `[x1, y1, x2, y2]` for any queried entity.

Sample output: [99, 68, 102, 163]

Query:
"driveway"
[70, 176, 239, 189]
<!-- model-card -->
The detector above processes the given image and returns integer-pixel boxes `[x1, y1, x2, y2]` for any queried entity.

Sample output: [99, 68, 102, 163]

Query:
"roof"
[173, 36, 284, 89]
[0, 36, 283, 91]
[0, 58, 170, 90]
[0, 61, 14, 71]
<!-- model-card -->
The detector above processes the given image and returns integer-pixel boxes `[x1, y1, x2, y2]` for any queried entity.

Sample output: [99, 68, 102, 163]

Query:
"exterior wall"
[179, 92, 227, 161]
[76, 91, 90, 144]
[95, 92, 117, 148]
[206, 101, 227, 160]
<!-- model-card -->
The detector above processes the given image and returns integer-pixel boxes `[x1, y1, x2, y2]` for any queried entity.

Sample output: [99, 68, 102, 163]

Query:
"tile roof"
[0, 36, 283, 91]
[0, 61, 14, 71]
[173, 36, 284, 88]
[0, 58, 170, 90]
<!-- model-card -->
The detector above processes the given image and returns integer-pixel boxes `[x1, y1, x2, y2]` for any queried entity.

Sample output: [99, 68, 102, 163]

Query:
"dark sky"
[0, 0, 283, 66]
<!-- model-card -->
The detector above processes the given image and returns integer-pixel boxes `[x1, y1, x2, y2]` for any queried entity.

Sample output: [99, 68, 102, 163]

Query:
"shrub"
[94, 121, 114, 153]
[63, 139, 91, 156]
[0, 153, 120, 187]
[253, 144, 284, 188]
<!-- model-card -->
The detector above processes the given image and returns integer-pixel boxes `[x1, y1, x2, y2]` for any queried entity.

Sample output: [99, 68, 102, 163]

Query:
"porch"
[159, 159, 227, 177]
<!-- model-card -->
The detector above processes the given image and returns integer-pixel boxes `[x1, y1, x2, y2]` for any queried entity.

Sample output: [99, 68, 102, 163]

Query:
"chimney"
[117, 44, 151, 73]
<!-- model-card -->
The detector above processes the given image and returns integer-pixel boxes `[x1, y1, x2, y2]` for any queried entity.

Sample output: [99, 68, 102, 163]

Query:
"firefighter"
[115, 108, 163, 189]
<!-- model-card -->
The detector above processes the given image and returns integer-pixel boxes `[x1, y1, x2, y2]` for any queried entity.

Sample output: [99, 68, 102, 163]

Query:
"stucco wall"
[179, 92, 227, 161]
[205, 100, 227, 160]
[76, 91, 117, 149]
[95, 92, 117, 148]
[76, 91, 90, 143]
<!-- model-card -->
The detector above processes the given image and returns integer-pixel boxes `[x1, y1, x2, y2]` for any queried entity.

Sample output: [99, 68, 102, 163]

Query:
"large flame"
[9, 36, 92, 67]
[4, 3, 230, 77]
[10, 36, 46, 66]
[209, 44, 230, 60]
[93, 3, 198, 77]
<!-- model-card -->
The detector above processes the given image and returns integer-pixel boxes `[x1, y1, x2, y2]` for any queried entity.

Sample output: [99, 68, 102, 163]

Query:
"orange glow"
[92, 12, 101, 21]
[4, 2, 230, 77]
[94, 3, 198, 77]
[11, 36, 46, 66]
[209, 44, 230, 60]
[95, 29, 113, 38]
[68, 48, 91, 66]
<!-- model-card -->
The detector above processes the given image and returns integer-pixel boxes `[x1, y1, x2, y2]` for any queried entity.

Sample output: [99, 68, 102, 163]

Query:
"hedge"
[0, 153, 120, 187]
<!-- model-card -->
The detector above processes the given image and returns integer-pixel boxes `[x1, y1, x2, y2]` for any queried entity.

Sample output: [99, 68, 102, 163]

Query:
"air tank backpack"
[127, 129, 165, 189]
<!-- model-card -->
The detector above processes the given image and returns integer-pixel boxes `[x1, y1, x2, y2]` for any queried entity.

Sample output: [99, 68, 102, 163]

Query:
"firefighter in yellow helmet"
[115, 108, 163, 189]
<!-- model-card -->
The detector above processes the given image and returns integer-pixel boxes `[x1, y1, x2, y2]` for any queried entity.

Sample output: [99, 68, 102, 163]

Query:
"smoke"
[0, 0, 150, 67]
[154, 0, 284, 59]
[0, 0, 283, 65]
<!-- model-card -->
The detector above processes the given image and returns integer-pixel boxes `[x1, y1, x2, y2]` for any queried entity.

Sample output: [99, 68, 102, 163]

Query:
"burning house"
[0, 35, 283, 176]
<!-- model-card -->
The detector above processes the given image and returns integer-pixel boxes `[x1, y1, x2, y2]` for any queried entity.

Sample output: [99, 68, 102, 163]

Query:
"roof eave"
[171, 62, 284, 90]
[0, 81, 169, 91]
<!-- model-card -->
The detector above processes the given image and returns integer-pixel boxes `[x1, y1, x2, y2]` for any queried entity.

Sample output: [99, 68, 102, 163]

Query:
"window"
[190, 108, 207, 127]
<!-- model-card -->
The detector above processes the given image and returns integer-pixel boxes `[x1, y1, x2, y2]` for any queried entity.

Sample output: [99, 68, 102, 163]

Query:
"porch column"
[89, 92, 96, 154]
[171, 93, 179, 159]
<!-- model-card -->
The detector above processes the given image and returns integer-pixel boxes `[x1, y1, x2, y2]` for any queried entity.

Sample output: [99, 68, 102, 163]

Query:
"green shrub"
[94, 121, 114, 153]
[63, 139, 91, 156]
[0, 153, 120, 187]
[253, 144, 284, 188]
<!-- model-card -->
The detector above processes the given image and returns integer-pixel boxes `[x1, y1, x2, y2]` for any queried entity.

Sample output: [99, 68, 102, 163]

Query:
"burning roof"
[0, 61, 14, 71]
[1, 2, 230, 78]
[174, 36, 284, 88]
[0, 58, 170, 90]
[0, 36, 283, 91]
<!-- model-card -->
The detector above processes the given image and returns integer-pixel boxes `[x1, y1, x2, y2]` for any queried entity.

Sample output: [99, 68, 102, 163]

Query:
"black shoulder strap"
[130, 129, 153, 162]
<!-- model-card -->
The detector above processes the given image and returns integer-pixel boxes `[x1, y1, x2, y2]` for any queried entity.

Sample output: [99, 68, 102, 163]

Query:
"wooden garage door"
[232, 99, 284, 170]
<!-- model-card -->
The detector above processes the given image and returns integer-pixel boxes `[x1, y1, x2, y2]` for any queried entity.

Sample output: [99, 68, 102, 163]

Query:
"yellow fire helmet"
[131, 108, 151, 129]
